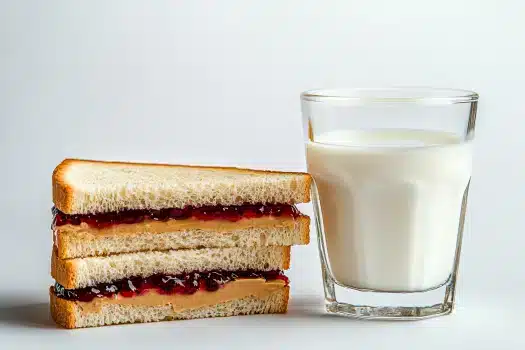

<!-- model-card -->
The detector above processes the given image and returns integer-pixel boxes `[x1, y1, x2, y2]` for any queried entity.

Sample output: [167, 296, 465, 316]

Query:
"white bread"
[52, 246, 291, 289]
[50, 286, 289, 329]
[53, 159, 311, 214]
[55, 216, 310, 259]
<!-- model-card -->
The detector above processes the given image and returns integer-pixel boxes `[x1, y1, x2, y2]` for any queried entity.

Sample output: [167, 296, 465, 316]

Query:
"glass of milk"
[301, 87, 478, 320]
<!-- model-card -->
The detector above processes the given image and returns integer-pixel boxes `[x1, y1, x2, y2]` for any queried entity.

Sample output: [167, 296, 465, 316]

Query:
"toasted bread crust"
[283, 246, 291, 270]
[52, 158, 312, 214]
[51, 249, 77, 289]
[50, 286, 76, 329]
[55, 235, 68, 261]
[52, 160, 74, 216]
[301, 216, 311, 245]
[282, 284, 290, 312]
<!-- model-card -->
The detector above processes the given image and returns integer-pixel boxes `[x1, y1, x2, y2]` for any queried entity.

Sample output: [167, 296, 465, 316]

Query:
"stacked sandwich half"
[50, 159, 311, 328]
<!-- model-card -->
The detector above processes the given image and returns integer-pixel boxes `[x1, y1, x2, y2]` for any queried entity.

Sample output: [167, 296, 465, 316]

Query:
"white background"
[1, 1, 524, 349]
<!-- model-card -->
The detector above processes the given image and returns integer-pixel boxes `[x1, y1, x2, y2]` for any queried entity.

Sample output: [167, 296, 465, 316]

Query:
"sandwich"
[49, 159, 311, 328]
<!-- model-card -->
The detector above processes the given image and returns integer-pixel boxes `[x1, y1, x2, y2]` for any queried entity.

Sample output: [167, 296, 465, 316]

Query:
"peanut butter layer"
[57, 216, 306, 237]
[74, 278, 286, 314]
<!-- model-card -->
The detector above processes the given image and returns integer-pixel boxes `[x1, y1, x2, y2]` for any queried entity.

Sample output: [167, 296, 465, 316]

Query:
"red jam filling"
[52, 204, 301, 229]
[54, 270, 289, 302]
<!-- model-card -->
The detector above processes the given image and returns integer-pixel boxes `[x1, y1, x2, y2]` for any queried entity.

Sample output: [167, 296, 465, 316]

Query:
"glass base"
[323, 271, 457, 320]
[325, 300, 453, 320]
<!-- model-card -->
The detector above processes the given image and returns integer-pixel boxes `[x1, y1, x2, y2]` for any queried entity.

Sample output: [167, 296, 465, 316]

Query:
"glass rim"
[301, 87, 479, 104]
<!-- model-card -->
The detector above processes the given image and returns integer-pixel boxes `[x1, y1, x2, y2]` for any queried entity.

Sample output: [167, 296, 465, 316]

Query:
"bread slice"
[54, 216, 310, 259]
[52, 246, 291, 289]
[50, 285, 289, 329]
[53, 159, 312, 215]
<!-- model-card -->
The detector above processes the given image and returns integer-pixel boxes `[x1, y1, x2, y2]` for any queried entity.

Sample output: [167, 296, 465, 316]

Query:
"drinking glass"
[301, 87, 478, 320]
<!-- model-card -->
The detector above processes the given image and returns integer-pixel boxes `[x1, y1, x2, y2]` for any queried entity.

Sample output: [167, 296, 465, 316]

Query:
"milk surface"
[306, 129, 472, 291]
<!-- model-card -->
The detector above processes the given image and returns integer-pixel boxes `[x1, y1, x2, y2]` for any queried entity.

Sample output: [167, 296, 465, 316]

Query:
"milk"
[306, 130, 472, 292]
